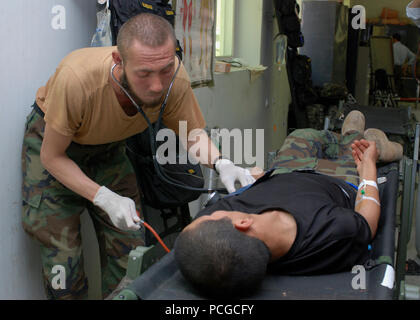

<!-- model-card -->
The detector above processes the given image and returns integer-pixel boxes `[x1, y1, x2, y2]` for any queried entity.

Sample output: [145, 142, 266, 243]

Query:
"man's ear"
[112, 51, 123, 65]
[233, 217, 253, 232]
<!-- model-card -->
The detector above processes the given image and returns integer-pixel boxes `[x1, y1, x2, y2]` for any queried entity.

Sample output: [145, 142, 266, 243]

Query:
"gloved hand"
[93, 186, 141, 231]
[215, 159, 256, 193]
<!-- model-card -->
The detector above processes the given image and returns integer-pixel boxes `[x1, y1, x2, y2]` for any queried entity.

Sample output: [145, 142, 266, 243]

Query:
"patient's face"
[183, 211, 244, 231]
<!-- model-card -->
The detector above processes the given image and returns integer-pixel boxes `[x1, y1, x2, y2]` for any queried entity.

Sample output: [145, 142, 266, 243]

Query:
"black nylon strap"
[32, 102, 45, 118]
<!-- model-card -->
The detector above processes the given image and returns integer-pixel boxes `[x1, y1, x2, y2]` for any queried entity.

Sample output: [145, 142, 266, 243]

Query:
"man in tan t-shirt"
[21, 13, 254, 299]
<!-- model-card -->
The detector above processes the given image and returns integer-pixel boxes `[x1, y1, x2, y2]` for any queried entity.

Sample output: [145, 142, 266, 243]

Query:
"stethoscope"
[110, 55, 229, 254]
[110, 55, 227, 195]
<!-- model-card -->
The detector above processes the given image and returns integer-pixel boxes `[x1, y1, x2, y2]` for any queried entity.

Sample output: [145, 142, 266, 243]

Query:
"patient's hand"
[351, 139, 379, 177]
[247, 167, 265, 180]
[351, 140, 378, 162]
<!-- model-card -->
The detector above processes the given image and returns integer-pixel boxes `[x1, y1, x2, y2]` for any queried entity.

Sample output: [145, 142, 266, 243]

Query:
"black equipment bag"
[273, 0, 308, 128]
[126, 123, 205, 209]
[273, 0, 304, 49]
[287, 31, 305, 49]
[291, 54, 312, 86]
[281, 14, 304, 48]
[290, 54, 318, 109]
[109, 0, 183, 59]
[282, 15, 301, 33]
[296, 85, 318, 107]
[275, 0, 298, 16]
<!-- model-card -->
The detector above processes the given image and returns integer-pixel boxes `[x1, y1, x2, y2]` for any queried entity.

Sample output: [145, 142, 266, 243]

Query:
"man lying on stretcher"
[174, 111, 404, 298]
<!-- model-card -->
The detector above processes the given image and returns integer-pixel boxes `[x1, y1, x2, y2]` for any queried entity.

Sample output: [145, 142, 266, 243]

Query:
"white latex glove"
[215, 159, 256, 193]
[93, 186, 141, 231]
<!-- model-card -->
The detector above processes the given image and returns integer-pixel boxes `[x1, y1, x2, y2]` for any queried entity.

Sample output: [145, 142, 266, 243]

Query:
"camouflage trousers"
[270, 129, 363, 186]
[21, 106, 145, 300]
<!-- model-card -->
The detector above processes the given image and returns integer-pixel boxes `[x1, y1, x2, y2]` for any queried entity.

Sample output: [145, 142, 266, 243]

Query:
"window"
[215, 0, 235, 57]
[234, 0, 263, 66]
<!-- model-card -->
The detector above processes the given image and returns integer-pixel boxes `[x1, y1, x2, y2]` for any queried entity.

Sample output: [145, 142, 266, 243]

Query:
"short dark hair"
[392, 33, 401, 42]
[174, 217, 271, 298]
[117, 13, 177, 60]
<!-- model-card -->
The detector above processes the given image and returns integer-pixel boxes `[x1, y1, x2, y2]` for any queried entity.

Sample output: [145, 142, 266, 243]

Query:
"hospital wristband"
[358, 179, 378, 191]
[358, 179, 378, 196]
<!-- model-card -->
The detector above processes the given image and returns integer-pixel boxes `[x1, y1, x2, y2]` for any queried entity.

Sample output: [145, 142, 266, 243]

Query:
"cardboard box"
[215, 61, 231, 73]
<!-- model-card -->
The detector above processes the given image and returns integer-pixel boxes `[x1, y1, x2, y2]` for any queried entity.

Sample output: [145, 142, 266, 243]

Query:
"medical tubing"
[136, 211, 171, 253]
[356, 179, 380, 207]
[143, 221, 171, 253]
[111, 57, 227, 193]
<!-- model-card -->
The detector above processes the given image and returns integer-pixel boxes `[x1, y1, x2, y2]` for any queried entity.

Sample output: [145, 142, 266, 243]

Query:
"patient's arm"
[247, 167, 265, 180]
[351, 140, 381, 238]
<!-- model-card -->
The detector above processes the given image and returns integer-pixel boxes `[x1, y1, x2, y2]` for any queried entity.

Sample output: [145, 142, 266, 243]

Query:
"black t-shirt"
[197, 171, 372, 275]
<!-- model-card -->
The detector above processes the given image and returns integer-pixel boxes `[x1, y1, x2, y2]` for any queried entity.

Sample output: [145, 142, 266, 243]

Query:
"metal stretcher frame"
[331, 104, 419, 299]
[395, 123, 420, 299]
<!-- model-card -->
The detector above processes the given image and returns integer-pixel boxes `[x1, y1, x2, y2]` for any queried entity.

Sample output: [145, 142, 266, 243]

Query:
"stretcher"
[112, 105, 419, 300]
[112, 161, 400, 300]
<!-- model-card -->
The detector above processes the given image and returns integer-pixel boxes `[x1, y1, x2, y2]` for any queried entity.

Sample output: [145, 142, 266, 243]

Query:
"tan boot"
[342, 110, 365, 136]
[364, 128, 403, 162]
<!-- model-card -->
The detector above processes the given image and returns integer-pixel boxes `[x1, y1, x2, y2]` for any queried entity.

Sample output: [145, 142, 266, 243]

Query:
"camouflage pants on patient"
[270, 129, 363, 186]
[21, 106, 145, 300]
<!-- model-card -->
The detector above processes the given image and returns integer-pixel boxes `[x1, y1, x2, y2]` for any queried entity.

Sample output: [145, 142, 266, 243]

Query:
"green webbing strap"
[364, 255, 393, 270]
[113, 288, 138, 300]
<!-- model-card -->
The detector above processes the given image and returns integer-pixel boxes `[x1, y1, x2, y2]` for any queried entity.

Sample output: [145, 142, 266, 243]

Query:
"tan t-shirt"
[36, 46, 206, 145]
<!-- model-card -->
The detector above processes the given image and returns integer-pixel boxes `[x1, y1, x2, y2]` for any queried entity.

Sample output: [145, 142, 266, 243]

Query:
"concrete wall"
[0, 0, 290, 299]
[0, 0, 97, 299]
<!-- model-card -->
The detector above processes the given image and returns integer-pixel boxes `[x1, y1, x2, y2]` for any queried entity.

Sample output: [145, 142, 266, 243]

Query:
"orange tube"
[143, 221, 171, 253]
[137, 211, 171, 253]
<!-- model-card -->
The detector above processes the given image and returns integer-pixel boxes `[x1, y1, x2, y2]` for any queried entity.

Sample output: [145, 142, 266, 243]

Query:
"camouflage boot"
[364, 128, 403, 162]
[341, 110, 365, 136]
